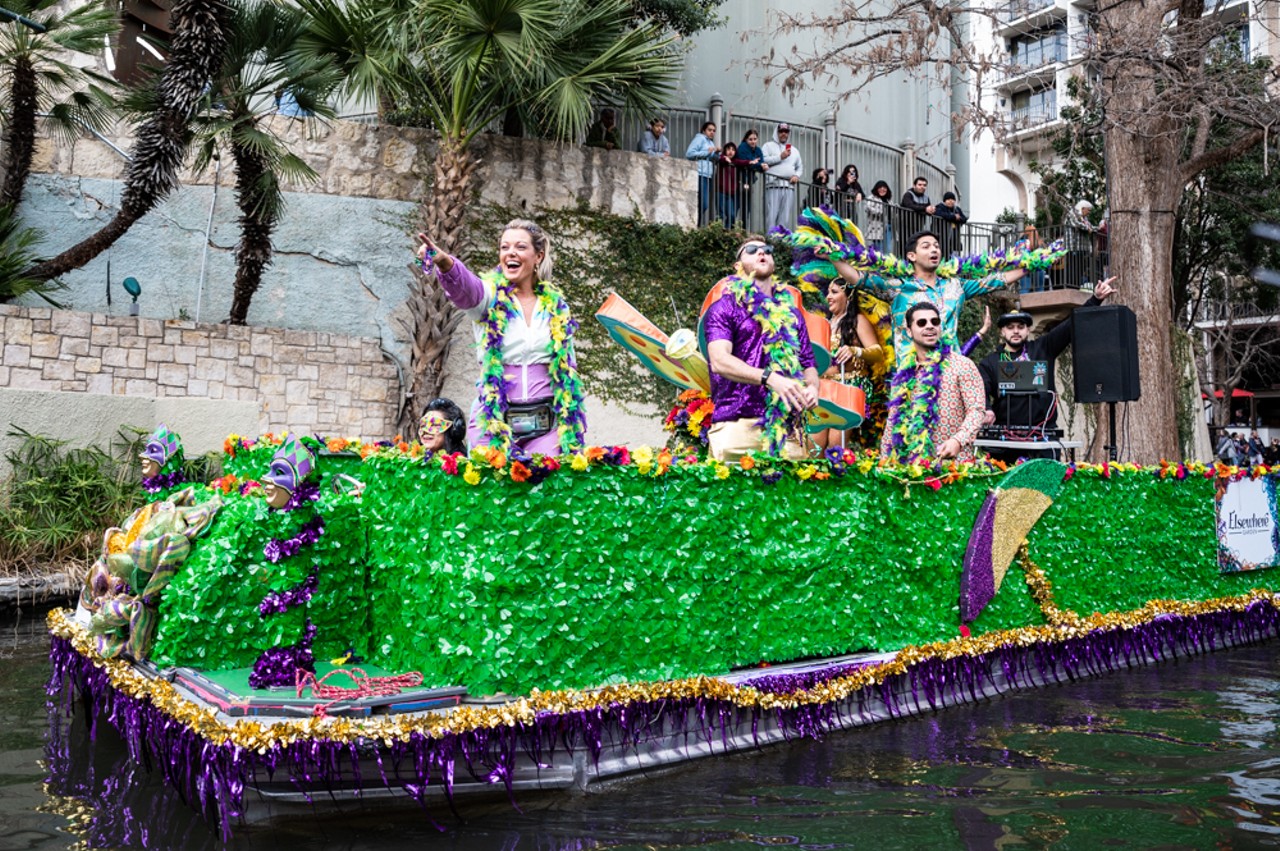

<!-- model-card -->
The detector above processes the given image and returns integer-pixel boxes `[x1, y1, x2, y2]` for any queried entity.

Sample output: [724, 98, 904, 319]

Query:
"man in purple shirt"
[703, 237, 820, 463]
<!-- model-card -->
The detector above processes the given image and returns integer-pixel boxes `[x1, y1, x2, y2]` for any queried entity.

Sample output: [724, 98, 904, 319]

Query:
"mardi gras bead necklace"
[725, 274, 804, 456]
[883, 343, 952, 465]
[476, 270, 586, 455]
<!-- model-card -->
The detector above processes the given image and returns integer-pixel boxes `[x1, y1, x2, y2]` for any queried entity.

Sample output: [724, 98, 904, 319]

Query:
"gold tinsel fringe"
[47, 590, 1280, 753]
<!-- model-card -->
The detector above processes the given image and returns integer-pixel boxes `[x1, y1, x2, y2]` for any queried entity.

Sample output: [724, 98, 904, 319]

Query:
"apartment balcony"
[996, 55, 1066, 92]
[996, 0, 1065, 38]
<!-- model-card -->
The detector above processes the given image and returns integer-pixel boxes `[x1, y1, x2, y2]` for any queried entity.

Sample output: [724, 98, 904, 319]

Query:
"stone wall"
[0, 303, 398, 439]
[7, 118, 683, 451]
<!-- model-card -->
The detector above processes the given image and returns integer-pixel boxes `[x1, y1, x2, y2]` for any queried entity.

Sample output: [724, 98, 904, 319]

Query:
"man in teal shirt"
[829, 230, 1027, 353]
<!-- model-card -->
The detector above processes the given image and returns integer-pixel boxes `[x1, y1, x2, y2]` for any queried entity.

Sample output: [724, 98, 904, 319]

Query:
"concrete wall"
[8, 119, 681, 451]
[19, 117, 696, 366]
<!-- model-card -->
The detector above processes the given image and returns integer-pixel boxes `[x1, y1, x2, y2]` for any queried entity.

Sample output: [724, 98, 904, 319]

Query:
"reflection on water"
[3, 607, 1280, 850]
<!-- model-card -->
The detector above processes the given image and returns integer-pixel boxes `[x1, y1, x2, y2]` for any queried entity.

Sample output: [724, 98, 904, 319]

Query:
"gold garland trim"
[1018, 543, 1082, 627]
[47, 592, 1280, 754]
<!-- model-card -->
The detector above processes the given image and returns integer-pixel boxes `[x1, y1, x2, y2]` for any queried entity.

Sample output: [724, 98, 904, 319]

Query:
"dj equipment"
[994, 360, 1048, 393]
[1072, 305, 1141, 403]
[978, 425, 1065, 442]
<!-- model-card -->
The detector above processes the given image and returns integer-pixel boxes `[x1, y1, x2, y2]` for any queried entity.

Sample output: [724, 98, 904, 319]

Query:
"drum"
[805, 379, 865, 433]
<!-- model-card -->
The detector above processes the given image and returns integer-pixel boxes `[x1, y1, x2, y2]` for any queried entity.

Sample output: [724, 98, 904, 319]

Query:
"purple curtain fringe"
[47, 600, 1280, 839]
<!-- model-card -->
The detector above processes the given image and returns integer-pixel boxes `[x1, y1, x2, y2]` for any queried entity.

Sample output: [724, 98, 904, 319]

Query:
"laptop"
[995, 360, 1048, 392]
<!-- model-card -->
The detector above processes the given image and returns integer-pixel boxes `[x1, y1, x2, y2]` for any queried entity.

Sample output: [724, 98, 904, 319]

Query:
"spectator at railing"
[900, 176, 936, 237]
[808, 167, 834, 212]
[686, 121, 718, 227]
[834, 165, 865, 219]
[736, 129, 768, 228]
[1015, 225, 1046, 293]
[865, 180, 894, 253]
[717, 142, 745, 228]
[762, 122, 802, 232]
[1064, 199, 1097, 287]
[933, 192, 967, 257]
[585, 108, 620, 151]
[637, 117, 670, 157]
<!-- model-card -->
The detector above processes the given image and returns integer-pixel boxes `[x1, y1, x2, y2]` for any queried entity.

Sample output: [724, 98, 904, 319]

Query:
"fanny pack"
[505, 398, 554, 438]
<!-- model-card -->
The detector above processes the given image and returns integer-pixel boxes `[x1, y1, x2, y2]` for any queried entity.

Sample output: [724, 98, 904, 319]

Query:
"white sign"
[1217, 476, 1280, 573]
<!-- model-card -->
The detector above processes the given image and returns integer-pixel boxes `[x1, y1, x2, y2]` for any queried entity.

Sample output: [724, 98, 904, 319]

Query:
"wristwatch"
[759, 364, 773, 387]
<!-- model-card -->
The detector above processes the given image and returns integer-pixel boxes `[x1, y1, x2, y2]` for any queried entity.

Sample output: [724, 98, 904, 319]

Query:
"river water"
[3, 605, 1280, 850]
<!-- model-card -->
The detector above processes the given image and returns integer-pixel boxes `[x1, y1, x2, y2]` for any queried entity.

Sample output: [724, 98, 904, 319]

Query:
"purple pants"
[466, 363, 567, 455]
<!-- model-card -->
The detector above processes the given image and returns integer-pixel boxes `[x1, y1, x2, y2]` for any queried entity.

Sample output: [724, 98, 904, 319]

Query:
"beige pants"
[708, 417, 808, 464]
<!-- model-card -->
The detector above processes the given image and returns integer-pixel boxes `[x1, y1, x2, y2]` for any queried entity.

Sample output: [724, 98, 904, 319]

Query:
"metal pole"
[195, 158, 221, 323]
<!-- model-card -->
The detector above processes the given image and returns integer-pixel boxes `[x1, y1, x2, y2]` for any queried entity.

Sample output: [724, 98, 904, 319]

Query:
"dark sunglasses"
[913, 316, 941, 328]
[741, 244, 774, 256]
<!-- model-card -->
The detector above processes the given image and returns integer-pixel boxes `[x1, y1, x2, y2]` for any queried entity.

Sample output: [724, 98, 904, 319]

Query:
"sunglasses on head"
[741, 244, 773, 256]
[913, 316, 941, 328]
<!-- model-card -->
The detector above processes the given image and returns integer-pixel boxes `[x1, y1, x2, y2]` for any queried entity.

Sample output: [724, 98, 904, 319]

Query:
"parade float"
[47, 422, 1280, 838]
[44, 214, 1280, 837]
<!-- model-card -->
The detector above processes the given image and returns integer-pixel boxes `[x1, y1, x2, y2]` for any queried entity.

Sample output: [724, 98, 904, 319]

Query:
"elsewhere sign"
[1217, 476, 1280, 573]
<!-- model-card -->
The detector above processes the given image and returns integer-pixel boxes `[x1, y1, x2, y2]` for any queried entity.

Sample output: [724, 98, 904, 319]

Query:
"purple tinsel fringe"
[48, 600, 1280, 839]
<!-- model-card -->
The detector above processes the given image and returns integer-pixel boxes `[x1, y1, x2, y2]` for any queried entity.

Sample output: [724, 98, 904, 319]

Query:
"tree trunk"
[1, 59, 37, 209]
[21, 0, 228, 283]
[1097, 0, 1183, 463]
[396, 135, 474, 435]
[227, 142, 274, 325]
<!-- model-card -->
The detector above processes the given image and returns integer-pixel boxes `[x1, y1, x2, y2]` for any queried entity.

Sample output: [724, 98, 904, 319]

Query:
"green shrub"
[0, 427, 220, 574]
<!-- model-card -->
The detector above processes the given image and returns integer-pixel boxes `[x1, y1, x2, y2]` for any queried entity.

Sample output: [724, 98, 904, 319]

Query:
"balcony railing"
[1000, 0, 1057, 23]
[1008, 104, 1060, 128]
[692, 165, 1108, 291]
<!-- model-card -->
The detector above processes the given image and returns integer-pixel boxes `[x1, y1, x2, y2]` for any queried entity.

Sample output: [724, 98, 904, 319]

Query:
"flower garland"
[724, 274, 805, 456]
[475, 269, 586, 455]
[664, 389, 715, 452]
[248, 619, 317, 689]
[263, 516, 325, 564]
[883, 343, 952, 465]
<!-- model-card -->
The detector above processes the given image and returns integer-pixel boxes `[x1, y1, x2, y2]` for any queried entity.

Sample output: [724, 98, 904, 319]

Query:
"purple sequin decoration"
[279, 480, 321, 512]
[141, 471, 185, 494]
[258, 563, 320, 617]
[959, 492, 999, 623]
[47, 600, 1280, 840]
[263, 516, 325, 564]
[248, 620, 317, 689]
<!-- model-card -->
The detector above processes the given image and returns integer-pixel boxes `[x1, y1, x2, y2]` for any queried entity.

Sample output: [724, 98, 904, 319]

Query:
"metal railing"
[1000, 0, 1058, 23]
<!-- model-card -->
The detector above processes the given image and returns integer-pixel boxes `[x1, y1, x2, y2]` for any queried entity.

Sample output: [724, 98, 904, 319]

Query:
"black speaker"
[1072, 305, 1141, 403]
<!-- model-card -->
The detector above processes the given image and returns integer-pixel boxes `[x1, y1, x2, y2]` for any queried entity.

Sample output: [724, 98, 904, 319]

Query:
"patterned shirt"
[860, 273, 1007, 353]
[879, 350, 987, 462]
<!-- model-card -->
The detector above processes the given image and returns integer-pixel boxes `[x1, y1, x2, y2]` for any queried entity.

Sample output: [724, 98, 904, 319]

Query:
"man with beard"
[703, 236, 820, 462]
[978, 277, 1115, 461]
[880, 301, 986, 464]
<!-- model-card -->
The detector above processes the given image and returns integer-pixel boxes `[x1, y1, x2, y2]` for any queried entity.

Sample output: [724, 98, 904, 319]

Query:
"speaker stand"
[1104, 401, 1118, 462]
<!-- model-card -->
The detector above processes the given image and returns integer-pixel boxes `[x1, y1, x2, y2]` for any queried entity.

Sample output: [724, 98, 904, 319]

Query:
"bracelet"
[418, 247, 438, 274]
[760, 365, 773, 387]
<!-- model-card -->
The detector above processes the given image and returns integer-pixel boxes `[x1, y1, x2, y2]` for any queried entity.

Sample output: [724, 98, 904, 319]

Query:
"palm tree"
[293, 0, 679, 430]
[189, 2, 339, 324]
[0, 204, 61, 304]
[22, 0, 230, 282]
[0, 0, 118, 208]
